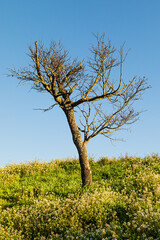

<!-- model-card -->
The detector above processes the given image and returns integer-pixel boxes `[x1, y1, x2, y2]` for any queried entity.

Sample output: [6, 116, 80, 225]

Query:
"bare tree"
[10, 34, 149, 186]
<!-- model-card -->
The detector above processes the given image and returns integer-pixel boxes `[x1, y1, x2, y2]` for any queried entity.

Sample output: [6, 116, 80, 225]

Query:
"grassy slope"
[0, 155, 160, 239]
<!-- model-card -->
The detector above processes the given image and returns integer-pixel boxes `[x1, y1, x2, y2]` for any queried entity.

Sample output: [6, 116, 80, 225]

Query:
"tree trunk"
[63, 106, 92, 186]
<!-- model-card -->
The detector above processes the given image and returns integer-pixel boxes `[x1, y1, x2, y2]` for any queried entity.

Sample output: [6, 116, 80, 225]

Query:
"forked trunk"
[63, 106, 92, 186]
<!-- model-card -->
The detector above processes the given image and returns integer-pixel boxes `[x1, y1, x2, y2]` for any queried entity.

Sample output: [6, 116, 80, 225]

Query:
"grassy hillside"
[0, 155, 160, 239]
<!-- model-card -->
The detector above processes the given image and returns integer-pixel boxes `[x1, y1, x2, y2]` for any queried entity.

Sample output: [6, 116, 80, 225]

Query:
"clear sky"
[0, 0, 160, 167]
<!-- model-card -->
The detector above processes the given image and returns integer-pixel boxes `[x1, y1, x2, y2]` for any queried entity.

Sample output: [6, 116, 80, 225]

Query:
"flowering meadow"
[0, 155, 160, 239]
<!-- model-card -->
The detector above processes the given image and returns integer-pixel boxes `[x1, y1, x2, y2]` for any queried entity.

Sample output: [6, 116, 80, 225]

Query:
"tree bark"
[63, 106, 92, 186]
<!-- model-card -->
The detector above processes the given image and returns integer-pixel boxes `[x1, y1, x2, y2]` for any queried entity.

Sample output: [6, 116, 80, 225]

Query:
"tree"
[10, 34, 149, 186]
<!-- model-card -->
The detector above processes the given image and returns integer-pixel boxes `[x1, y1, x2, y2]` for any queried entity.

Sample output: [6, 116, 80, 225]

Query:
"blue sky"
[0, 0, 160, 167]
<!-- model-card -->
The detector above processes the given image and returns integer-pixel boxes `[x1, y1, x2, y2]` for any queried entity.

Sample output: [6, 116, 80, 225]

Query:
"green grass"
[0, 155, 160, 239]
